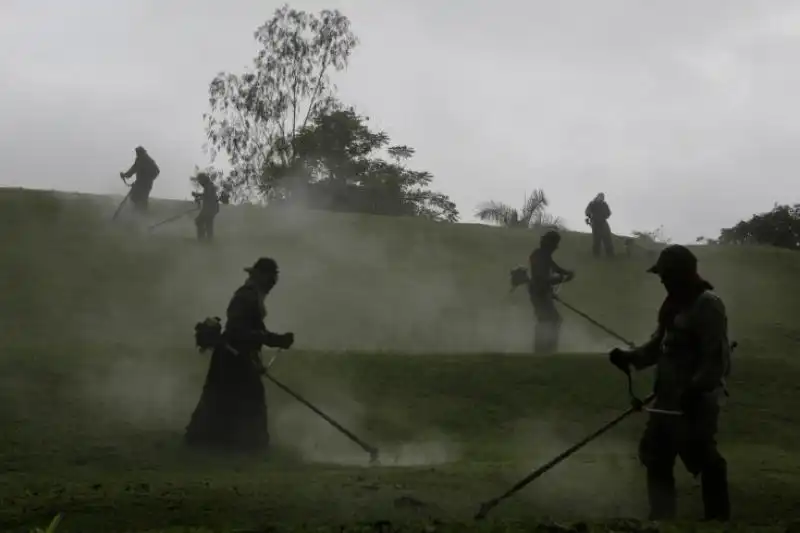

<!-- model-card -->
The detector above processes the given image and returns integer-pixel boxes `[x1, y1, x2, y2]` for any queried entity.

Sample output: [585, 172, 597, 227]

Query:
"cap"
[647, 244, 698, 275]
[244, 257, 278, 276]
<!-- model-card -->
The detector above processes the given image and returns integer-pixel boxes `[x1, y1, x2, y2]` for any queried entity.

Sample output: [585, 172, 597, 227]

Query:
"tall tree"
[203, 4, 358, 200]
[475, 189, 564, 229]
[718, 203, 800, 250]
[269, 108, 459, 222]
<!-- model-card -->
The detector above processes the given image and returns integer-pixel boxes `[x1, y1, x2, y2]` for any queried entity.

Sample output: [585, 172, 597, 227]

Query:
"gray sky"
[2, 0, 798, 243]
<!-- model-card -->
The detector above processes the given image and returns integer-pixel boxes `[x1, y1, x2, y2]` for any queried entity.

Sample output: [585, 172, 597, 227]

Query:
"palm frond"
[520, 189, 549, 226]
[475, 201, 521, 227]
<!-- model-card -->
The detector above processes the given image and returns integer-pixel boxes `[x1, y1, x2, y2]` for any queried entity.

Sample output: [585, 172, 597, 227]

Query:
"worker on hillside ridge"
[585, 192, 614, 258]
[528, 230, 575, 354]
[609, 244, 731, 521]
[191, 173, 220, 243]
[185, 257, 295, 453]
[120, 146, 160, 214]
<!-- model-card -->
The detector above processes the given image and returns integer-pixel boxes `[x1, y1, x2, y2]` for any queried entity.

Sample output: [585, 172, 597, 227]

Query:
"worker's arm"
[629, 326, 665, 370]
[550, 259, 573, 282]
[121, 160, 138, 179]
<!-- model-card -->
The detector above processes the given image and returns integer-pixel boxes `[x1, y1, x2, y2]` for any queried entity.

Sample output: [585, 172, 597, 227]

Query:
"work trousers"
[195, 211, 217, 242]
[591, 221, 615, 257]
[529, 294, 562, 354]
[638, 398, 730, 521]
[129, 180, 154, 214]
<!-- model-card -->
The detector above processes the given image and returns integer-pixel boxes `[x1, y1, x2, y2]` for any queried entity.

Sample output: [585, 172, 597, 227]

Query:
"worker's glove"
[609, 348, 632, 374]
[275, 332, 295, 350]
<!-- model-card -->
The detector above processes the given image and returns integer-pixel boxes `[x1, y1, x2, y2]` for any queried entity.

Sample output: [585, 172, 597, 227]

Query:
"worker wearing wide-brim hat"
[185, 257, 295, 454]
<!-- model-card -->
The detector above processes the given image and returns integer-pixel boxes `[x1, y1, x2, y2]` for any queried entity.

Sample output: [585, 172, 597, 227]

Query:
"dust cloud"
[6, 190, 647, 449]
[48, 191, 635, 358]
[269, 375, 461, 467]
[503, 416, 645, 518]
[76, 355, 200, 432]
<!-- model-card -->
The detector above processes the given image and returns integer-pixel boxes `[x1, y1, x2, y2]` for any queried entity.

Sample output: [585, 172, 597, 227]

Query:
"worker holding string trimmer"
[608, 244, 732, 522]
[486, 243, 734, 521]
[119, 146, 160, 214]
[186, 257, 294, 453]
[526, 230, 575, 354]
[187, 257, 380, 463]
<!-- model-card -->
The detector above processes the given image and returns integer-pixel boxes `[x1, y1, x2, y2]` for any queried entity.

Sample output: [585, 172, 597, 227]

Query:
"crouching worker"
[185, 257, 294, 453]
[528, 230, 574, 354]
[608, 244, 731, 521]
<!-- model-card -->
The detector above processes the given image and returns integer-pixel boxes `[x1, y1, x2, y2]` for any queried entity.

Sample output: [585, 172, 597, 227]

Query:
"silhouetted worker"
[585, 192, 614, 257]
[185, 257, 295, 453]
[528, 231, 574, 354]
[191, 173, 220, 243]
[120, 146, 160, 214]
[609, 245, 731, 521]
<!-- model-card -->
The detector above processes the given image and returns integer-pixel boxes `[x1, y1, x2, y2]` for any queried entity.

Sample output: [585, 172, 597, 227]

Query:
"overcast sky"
[1, 0, 798, 243]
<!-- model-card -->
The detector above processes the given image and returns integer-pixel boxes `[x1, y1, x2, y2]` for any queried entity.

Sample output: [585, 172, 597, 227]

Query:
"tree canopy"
[265, 107, 459, 222]
[204, 4, 357, 188]
[201, 4, 457, 221]
[717, 203, 800, 250]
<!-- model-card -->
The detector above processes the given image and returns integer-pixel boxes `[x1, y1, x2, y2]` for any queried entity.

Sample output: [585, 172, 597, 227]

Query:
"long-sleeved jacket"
[197, 183, 220, 215]
[222, 280, 285, 356]
[630, 290, 731, 410]
[585, 200, 611, 224]
[528, 248, 570, 300]
[122, 153, 160, 183]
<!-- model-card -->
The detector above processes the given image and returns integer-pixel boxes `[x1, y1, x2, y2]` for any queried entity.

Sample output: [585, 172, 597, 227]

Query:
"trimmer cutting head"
[369, 449, 380, 466]
[474, 499, 498, 520]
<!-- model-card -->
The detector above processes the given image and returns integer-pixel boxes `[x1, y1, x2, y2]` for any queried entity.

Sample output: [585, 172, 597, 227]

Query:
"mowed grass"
[1, 187, 799, 532]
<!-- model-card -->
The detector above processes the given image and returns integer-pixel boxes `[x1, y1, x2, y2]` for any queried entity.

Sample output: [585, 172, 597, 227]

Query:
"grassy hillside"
[1, 187, 799, 532]
[3, 187, 798, 355]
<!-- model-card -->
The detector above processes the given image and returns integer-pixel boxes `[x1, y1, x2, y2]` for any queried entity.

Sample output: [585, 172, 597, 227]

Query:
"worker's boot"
[701, 457, 730, 521]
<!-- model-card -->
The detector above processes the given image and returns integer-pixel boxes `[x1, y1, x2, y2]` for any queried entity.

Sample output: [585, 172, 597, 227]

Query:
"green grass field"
[2, 187, 799, 533]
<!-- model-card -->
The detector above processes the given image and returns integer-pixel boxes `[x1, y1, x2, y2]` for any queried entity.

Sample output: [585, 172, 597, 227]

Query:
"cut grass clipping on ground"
[2, 187, 800, 532]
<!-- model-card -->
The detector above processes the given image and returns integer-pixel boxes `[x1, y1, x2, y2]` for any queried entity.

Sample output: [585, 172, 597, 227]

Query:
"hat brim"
[646, 264, 659, 274]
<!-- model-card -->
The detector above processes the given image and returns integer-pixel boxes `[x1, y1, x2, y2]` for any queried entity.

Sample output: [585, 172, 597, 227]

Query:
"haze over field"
[3, 0, 800, 243]
[2, 187, 800, 531]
